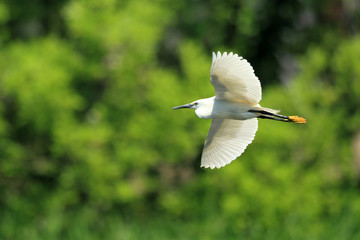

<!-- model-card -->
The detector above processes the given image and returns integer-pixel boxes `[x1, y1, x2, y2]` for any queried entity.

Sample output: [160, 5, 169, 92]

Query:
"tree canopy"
[1, 0, 360, 239]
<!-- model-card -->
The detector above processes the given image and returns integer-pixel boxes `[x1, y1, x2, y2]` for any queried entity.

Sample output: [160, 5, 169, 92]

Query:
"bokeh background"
[1, 0, 360, 239]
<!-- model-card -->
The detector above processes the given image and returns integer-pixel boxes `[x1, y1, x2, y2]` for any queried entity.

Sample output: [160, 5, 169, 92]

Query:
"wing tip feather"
[212, 52, 216, 64]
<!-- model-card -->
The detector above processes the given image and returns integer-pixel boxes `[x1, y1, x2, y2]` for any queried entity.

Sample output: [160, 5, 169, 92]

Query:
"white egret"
[173, 51, 306, 169]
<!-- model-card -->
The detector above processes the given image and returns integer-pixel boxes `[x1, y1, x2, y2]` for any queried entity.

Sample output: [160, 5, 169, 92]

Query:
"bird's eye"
[194, 102, 198, 106]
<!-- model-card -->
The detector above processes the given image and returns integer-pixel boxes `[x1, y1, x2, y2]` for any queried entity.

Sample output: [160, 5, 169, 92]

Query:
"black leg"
[249, 109, 307, 124]
[258, 115, 288, 122]
[249, 109, 289, 120]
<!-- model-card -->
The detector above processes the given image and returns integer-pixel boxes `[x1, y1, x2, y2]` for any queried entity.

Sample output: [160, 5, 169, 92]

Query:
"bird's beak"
[172, 103, 194, 110]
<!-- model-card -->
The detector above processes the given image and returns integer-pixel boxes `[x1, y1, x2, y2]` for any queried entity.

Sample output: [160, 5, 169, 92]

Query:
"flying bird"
[173, 51, 306, 169]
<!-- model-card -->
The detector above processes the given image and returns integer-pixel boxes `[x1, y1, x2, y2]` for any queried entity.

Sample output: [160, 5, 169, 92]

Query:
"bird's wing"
[201, 118, 258, 169]
[210, 51, 262, 104]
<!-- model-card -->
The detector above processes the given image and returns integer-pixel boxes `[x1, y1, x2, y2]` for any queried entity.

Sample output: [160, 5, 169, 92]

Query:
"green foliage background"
[1, 0, 360, 239]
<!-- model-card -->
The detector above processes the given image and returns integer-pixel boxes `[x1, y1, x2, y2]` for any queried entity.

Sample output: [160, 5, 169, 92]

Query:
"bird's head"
[172, 98, 214, 119]
[172, 101, 199, 110]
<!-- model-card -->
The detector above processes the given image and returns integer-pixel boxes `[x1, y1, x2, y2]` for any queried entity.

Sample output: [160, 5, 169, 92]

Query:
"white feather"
[201, 118, 258, 169]
[210, 52, 262, 104]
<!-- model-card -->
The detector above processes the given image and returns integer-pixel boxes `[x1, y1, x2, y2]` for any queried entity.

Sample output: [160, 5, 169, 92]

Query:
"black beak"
[172, 103, 194, 110]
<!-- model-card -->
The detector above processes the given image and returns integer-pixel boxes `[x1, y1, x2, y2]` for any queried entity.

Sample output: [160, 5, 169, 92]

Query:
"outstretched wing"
[210, 51, 262, 104]
[201, 118, 258, 169]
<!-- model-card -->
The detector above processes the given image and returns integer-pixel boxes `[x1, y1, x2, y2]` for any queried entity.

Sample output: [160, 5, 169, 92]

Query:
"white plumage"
[173, 51, 306, 169]
[210, 52, 262, 104]
[201, 118, 258, 169]
[201, 52, 260, 168]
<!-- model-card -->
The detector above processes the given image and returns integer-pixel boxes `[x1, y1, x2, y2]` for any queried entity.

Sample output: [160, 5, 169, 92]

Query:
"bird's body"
[194, 97, 258, 120]
[173, 52, 306, 169]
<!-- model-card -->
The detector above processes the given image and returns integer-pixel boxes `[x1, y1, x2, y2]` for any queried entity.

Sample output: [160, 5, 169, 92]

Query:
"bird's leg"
[249, 110, 306, 123]
[250, 110, 288, 119]
[257, 115, 288, 122]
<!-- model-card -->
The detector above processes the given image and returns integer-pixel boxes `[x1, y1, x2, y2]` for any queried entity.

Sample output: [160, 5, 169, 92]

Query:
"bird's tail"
[260, 107, 280, 114]
[250, 108, 307, 124]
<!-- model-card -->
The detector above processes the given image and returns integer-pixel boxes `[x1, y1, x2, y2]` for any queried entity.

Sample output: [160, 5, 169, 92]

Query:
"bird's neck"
[195, 97, 215, 119]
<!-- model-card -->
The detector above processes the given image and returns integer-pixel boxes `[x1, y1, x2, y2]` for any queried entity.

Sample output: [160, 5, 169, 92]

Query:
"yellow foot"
[288, 116, 307, 124]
